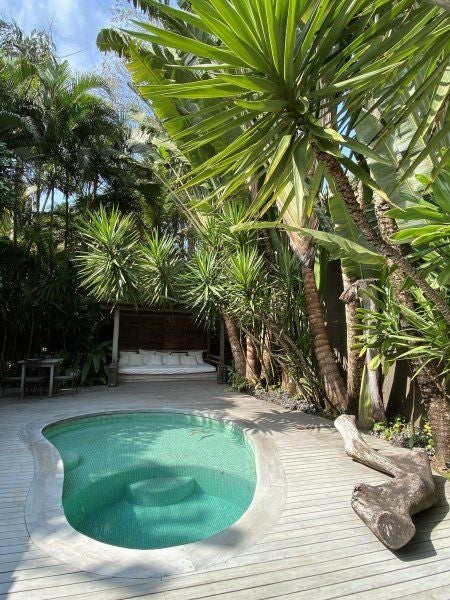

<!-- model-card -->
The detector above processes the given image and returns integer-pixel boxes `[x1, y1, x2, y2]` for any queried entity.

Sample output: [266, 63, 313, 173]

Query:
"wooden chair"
[54, 359, 80, 396]
[1, 373, 22, 396]
[22, 362, 47, 398]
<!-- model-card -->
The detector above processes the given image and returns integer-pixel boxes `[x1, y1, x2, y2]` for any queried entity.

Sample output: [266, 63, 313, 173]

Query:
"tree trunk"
[260, 330, 274, 385]
[36, 175, 41, 218]
[284, 226, 348, 411]
[302, 264, 348, 412]
[93, 176, 98, 201]
[313, 146, 450, 326]
[416, 368, 450, 469]
[13, 191, 18, 245]
[342, 274, 363, 418]
[245, 334, 259, 385]
[64, 187, 69, 250]
[341, 278, 385, 423]
[360, 291, 386, 423]
[281, 368, 297, 395]
[223, 314, 246, 378]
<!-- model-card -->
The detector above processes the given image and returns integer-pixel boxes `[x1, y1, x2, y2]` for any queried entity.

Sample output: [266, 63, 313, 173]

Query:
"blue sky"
[0, 0, 114, 70]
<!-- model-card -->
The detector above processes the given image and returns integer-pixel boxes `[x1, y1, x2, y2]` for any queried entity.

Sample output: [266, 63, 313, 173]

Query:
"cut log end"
[335, 414, 438, 550]
[375, 511, 416, 551]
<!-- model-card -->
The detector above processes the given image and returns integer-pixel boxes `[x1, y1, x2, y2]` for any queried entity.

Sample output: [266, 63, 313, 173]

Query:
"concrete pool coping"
[19, 407, 287, 579]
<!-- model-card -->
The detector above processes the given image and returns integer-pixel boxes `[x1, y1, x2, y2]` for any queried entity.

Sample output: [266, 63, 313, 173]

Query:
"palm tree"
[110, 0, 449, 320]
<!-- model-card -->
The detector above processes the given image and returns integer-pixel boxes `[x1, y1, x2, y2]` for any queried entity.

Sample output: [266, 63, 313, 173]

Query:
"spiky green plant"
[76, 206, 144, 305]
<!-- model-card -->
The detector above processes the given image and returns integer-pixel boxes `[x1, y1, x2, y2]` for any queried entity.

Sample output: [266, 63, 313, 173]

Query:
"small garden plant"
[372, 416, 434, 457]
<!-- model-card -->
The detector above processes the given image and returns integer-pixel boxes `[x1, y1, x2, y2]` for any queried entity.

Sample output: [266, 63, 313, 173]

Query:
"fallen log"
[334, 414, 438, 550]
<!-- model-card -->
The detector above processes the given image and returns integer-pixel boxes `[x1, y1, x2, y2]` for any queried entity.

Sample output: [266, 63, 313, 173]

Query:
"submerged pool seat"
[60, 450, 80, 471]
[125, 476, 196, 507]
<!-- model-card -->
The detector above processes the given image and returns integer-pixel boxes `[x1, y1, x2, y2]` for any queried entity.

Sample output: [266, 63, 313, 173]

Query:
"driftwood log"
[335, 414, 438, 550]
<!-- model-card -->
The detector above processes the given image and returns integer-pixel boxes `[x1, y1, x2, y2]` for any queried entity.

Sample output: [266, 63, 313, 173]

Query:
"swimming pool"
[23, 408, 286, 578]
[44, 412, 256, 550]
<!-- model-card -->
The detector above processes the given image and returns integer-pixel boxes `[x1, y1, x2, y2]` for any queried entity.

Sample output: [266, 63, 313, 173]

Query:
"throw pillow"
[188, 350, 205, 365]
[180, 354, 198, 366]
[140, 349, 156, 365]
[164, 353, 181, 366]
[148, 354, 163, 366]
[118, 351, 131, 366]
[127, 353, 143, 367]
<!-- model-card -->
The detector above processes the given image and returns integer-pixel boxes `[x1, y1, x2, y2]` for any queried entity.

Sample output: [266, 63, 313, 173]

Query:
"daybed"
[118, 349, 216, 382]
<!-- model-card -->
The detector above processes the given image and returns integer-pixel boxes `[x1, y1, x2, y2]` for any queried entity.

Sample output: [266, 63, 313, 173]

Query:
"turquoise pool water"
[44, 412, 256, 550]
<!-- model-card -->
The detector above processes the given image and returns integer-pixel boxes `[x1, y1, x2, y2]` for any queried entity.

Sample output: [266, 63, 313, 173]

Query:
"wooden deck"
[0, 381, 449, 599]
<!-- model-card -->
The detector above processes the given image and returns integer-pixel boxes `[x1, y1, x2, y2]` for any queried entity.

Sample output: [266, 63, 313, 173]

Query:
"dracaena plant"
[76, 206, 144, 305]
[99, 0, 450, 324]
[355, 285, 450, 382]
[387, 166, 450, 289]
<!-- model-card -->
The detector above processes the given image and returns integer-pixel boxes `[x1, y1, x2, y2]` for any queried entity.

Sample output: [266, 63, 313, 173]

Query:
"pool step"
[125, 476, 196, 507]
[60, 451, 80, 471]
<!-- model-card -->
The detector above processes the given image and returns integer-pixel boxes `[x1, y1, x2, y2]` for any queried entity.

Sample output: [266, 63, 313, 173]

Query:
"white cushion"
[163, 353, 181, 366]
[119, 351, 135, 366]
[188, 350, 205, 365]
[119, 364, 216, 375]
[147, 354, 163, 366]
[180, 354, 198, 366]
[128, 353, 143, 367]
[140, 350, 156, 365]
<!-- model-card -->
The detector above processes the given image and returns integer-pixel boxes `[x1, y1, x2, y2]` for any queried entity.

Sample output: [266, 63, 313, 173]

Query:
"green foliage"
[76, 206, 143, 305]
[372, 416, 434, 453]
[388, 166, 450, 287]
[299, 227, 385, 270]
[140, 231, 181, 306]
[0, 20, 168, 383]
[227, 368, 247, 393]
[101, 0, 449, 219]
[225, 247, 268, 326]
[78, 337, 112, 385]
[180, 250, 224, 327]
[356, 285, 450, 380]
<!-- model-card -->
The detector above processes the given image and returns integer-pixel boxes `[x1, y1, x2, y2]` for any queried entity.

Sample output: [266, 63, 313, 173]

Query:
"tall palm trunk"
[245, 334, 259, 385]
[260, 330, 274, 385]
[286, 228, 348, 411]
[302, 265, 348, 411]
[258, 230, 277, 386]
[374, 194, 450, 468]
[13, 192, 18, 245]
[341, 274, 363, 417]
[13, 165, 22, 245]
[64, 189, 69, 251]
[341, 277, 385, 422]
[223, 314, 246, 378]
[313, 146, 450, 326]
[49, 187, 55, 263]
[36, 174, 41, 218]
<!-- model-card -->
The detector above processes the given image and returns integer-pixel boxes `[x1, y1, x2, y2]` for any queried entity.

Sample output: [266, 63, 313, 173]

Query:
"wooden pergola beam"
[108, 307, 120, 386]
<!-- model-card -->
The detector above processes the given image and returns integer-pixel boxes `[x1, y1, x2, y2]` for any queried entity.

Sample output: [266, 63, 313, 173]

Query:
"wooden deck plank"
[0, 381, 448, 600]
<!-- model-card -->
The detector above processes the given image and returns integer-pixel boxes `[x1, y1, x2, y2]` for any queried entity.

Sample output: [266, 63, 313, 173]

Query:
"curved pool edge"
[19, 408, 287, 579]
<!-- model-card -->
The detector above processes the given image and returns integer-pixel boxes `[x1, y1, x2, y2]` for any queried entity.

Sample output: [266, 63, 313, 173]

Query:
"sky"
[0, 0, 115, 71]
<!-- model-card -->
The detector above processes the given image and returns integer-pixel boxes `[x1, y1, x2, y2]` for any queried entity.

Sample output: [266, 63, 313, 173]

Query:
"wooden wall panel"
[118, 311, 207, 351]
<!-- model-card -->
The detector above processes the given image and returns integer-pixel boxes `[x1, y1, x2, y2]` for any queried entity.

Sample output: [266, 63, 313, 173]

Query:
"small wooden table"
[18, 359, 63, 398]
